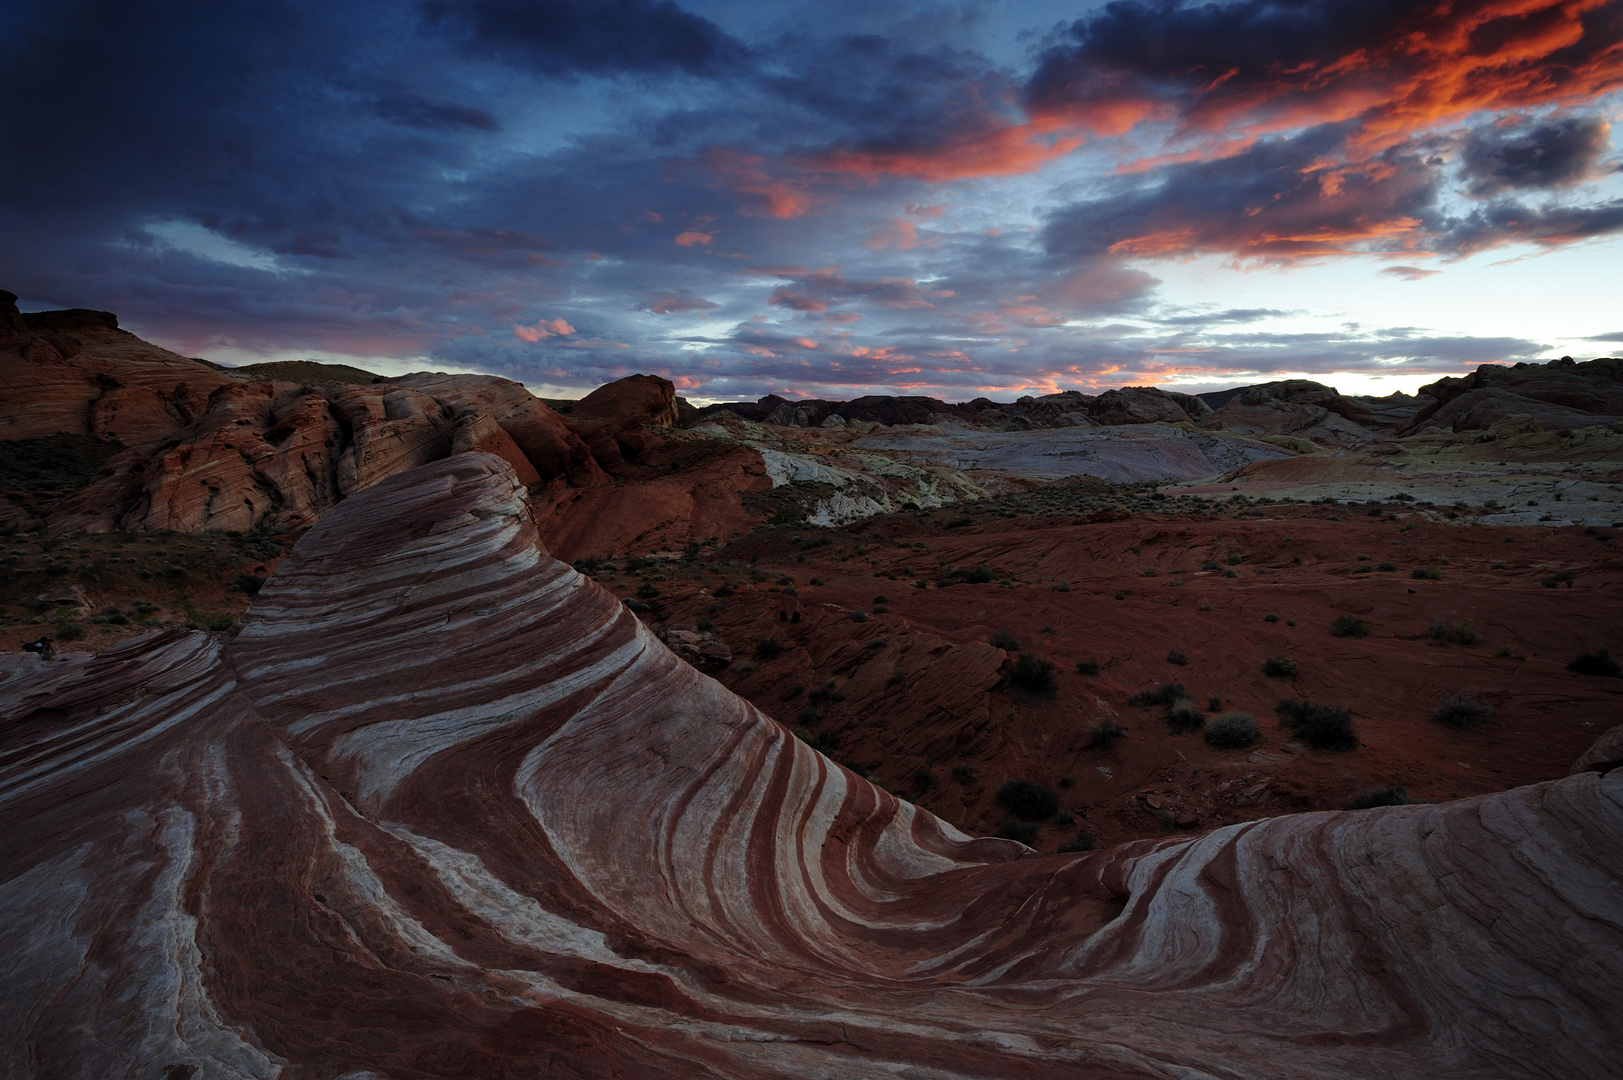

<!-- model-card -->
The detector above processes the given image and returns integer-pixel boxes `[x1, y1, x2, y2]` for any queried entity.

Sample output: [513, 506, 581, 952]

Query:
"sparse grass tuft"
[1165, 697, 1205, 732]
[1433, 694, 1492, 727]
[1008, 653, 1058, 696]
[1263, 656, 1298, 678]
[1075, 659, 1101, 676]
[1088, 720, 1126, 748]
[1056, 830, 1096, 853]
[1329, 614, 1371, 638]
[1204, 712, 1261, 749]
[1346, 786, 1409, 810]
[1166, 650, 1188, 666]
[988, 628, 1020, 651]
[1128, 682, 1186, 708]
[1275, 698, 1358, 750]
[754, 636, 785, 660]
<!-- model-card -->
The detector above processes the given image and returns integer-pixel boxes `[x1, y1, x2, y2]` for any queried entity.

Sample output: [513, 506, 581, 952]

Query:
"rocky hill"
[2, 453, 1618, 1079]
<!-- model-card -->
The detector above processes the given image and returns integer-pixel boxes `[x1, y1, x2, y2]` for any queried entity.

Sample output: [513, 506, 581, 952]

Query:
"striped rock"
[3, 452, 1620, 1079]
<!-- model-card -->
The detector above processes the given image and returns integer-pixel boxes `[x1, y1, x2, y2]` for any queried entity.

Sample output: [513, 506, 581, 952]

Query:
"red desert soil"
[600, 504, 1623, 849]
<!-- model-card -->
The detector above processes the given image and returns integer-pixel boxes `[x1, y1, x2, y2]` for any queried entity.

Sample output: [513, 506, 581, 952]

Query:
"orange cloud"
[697, 147, 816, 219]
[512, 317, 575, 342]
[811, 117, 1084, 181]
[674, 230, 713, 247]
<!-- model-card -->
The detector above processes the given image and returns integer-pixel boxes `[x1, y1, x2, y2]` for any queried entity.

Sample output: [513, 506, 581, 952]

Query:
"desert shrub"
[1201, 560, 1222, 571]
[1329, 615, 1371, 638]
[988, 628, 1020, 651]
[1427, 619, 1450, 640]
[850, 610, 869, 622]
[912, 766, 937, 792]
[1166, 650, 1188, 665]
[234, 573, 266, 595]
[1568, 650, 1621, 677]
[1264, 613, 1279, 623]
[1051, 578, 1072, 592]
[1346, 786, 1409, 810]
[1128, 682, 1186, 708]
[712, 585, 735, 598]
[777, 576, 794, 586]
[951, 764, 977, 784]
[1165, 697, 1205, 732]
[809, 680, 845, 705]
[1378, 562, 1397, 571]
[1056, 830, 1096, 853]
[623, 597, 650, 612]
[696, 620, 715, 632]
[1222, 569, 1238, 578]
[53, 618, 85, 642]
[961, 565, 994, 583]
[779, 683, 805, 701]
[754, 637, 785, 660]
[995, 779, 1059, 821]
[946, 516, 973, 528]
[1076, 659, 1101, 675]
[1433, 694, 1493, 727]
[1453, 621, 1476, 645]
[795, 728, 839, 752]
[1411, 567, 1444, 580]
[1263, 656, 1298, 677]
[1275, 698, 1358, 750]
[1204, 712, 1261, 749]
[994, 821, 1040, 846]
[1008, 653, 1057, 695]
[636, 583, 661, 599]
[1088, 720, 1126, 748]
[1207, 696, 1222, 711]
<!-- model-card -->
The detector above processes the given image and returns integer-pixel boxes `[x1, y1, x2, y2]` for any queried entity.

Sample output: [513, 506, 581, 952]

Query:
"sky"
[3, 0, 1621, 404]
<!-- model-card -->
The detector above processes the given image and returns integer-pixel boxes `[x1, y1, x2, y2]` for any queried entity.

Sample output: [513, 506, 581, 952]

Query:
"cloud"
[1460, 115, 1614, 196]
[1379, 266, 1441, 280]
[1025, 0, 1623, 155]
[513, 317, 576, 341]
[673, 230, 713, 246]
[764, 268, 955, 314]
[374, 94, 499, 131]
[420, 0, 747, 76]
[639, 290, 719, 314]
[1043, 125, 1443, 263]
[1584, 330, 1623, 342]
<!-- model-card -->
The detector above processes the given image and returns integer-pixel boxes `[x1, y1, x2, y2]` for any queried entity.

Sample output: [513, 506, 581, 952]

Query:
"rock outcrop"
[1406, 357, 1623, 435]
[0, 300, 687, 534]
[2, 451, 1618, 1079]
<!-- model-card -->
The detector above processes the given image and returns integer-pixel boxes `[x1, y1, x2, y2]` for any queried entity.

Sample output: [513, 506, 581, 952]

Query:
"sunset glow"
[4, 0, 1620, 402]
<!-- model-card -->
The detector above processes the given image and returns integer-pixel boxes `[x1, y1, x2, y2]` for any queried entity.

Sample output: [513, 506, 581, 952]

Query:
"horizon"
[5, 0, 1621, 402]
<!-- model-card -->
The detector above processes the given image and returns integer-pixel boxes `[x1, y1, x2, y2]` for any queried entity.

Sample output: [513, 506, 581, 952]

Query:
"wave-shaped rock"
[3, 452, 1620, 1078]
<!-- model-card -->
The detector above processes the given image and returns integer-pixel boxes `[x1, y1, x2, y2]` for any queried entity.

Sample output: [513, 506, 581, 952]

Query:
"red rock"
[571, 373, 679, 427]
[0, 452, 1618, 1079]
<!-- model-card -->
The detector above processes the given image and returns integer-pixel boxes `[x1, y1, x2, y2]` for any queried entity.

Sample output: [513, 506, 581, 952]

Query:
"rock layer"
[2, 452, 1620, 1079]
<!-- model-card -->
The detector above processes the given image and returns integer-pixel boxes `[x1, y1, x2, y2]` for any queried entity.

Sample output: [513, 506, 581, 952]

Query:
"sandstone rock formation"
[2, 452, 1618, 1079]
[1406, 357, 1623, 435]
[1086, 386, 1193, 425]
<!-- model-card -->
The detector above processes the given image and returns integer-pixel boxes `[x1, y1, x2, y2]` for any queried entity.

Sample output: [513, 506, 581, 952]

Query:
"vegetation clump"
[988, 628, 1020, 651]
[1007, 652, 1058, 695]
[753, 636, 785, 660]
[1346, 786, 1409, 810]
[1165, 697, 1205, 732]
[1569, 650, 1621, 677]
[1088, 720, 1126, 748]
[1329, 614, 1371, 638]
[1263, 656, 1298, 677]
[1204, 712, 1261, 749]
[951, 764, 977, 784]
[1275, 698, 1359, 750]
[1432, 694, 1493, 727]
[1128, 682, 1186, 708]
[1075, 659, 1101, 675]
[1056, 830, 1096, 853]
[994, 779, 1060, 821]
[1166, 650, 1188, 665]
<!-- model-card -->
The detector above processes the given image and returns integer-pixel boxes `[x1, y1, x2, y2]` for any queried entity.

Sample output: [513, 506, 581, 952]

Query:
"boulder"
[1087, 386, 1192, 425]
[572, 373, 679, 427]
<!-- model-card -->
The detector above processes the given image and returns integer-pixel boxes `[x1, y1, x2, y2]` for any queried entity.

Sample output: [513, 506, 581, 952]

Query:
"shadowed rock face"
[2, 452, 1621, 1079]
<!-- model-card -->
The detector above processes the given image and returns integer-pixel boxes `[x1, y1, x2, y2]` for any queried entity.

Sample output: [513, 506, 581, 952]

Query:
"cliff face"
[2, 451, 1618, 1080]
[0, 292, 713, 537]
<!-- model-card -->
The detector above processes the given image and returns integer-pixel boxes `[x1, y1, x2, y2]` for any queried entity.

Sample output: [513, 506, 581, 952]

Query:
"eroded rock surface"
[2, 452, 1619, 1079]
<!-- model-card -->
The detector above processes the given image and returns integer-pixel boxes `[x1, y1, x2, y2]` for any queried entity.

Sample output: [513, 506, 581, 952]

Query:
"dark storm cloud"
[1442, 198, 1623, 255]
[420, 0, 747, 76]
[1460, 116, 1614, 196]
[374, 94, 500, 131]
[1042, 126, 1442, 262]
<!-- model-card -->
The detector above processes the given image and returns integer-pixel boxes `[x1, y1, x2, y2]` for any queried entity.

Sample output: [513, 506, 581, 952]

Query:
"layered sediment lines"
[2, 453, 1620, 1079]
